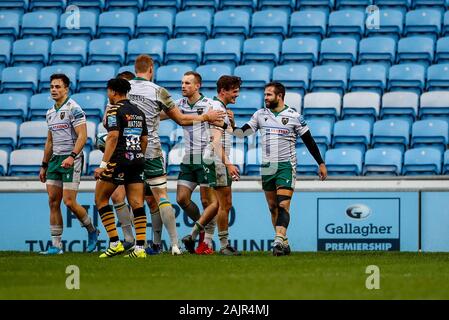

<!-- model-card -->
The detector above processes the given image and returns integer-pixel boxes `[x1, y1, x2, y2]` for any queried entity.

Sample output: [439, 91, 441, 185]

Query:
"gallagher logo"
[346, 204, 371, 220]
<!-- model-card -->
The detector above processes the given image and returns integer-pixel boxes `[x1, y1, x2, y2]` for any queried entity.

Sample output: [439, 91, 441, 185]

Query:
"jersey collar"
[133, 76, 149, 81]
[187, 94, 204, 109]
[269, 104, 289, 117]
[213, 96, 227, 109]
[54, 96, 70, 111]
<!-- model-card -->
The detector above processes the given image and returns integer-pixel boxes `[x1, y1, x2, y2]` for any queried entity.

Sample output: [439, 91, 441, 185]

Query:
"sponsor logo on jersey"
[281, 117, 289, 125]
[49, 123, 70, 131]
[107, 115, 117, 127]
[125, 152, 135, 161]
[197, 108, 204, 115]
[264, 127, 290, 135]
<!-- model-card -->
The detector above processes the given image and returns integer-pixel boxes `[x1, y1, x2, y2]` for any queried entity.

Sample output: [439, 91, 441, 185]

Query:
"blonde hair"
[134, 54, 154, 73]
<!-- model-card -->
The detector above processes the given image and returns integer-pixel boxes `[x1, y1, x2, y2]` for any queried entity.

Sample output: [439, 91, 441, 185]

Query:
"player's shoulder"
[209, 98, 225, 110]
[175, 97, 187, 107]
[285, 106, 300, 117]
[253, 108, 269, 117]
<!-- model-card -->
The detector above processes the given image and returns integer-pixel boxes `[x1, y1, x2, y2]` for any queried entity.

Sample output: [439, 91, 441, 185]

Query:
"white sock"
[150, 209, 162, 245]
[114, 202, 134, 243]
[50, 225, 63, 248]
[218, 230, 229, 249]
[159, 199, 178, 246]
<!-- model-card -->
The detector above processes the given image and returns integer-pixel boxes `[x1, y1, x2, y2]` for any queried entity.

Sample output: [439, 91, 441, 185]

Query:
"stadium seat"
[156, 64, 192, 90]
[11, 38, 50, 67]
[29, 93, 52, 120]
[443, 149, 449, 174]
[183, 0, 219, 11]
[427, 64, 449, 91]
[336, 0, 373, 8]
[414, 0, 447, 9]
[310, 64, 348, 95]
[325, 148, 363, 176]
[18, 121, 47, 149]
[289, 10, 327, 40]
[284, 92, 302, 111]
[420, 91, 449, 120]
[298, 118, 333, 149]
[118, 64, 139, 76]
[403, 147, 442, 175]
[411, 119, 449, 153]
[229, 145, 245, 173]
[259, 0, 295, 12]
[39, 65, 77, 93]
[365, 8, 403, 40]
[0, 0, 29, 12]
[380, 91, 419, 123]
[21, 11, 58, 39]
[303, 92, 341, 121]
[98, 11, 135, 40]
[358, 37, 397, 66]
[203, 38, 242, 66]
[165, 38, 203, 67]
[372, 118, 410, 152]
[67, 0, 106, 14]
[71, 93, 106, 124]
[196, 64, 234, 89]
[0, 39, 11, 67]
[342, 92, 381, 124]
[78, 64, 116, 92]
[0, 93, 28, 123]
[0, 149, 7, 175]
[50, 38, 87, 66]
[0, 12, 21, 41]
[405, 9, 442, 39]
[245, 146, 261, 176]
[212, 9, 250, 40]
[88, 38, 126, 67]
[127, 38, 164, 67]
[333, 119, 372, 153]
[230, 89, 263, 116]
[397, 36, 435, 66]
[234, 65, 271, 89]
[174, 9, 212, 40]
[1, 66, 39, 95]
[328, 9, 365, 40]
[84, 120, 96, 151]
[242, 37, 281, 67]
[159, 120, 177, 147]
[143, 0, 181, 12]
[251, 9, 289, 40]
[296, 146, 322, 175]
[349, 64, 388, 94]
[59, 10, 97, 40]
[220, 0, 257, 12]
[0, 121, 18, 153]
[444, 10, 449, 36]
[373, 0, 411, 9]
[280, 37, 319, 68]
[363, 148, 403, 176]
[296, 0, 334, 10]
[9, 148, 44, 176]
[87, 149, 102, 174]
[272, 64, 310, 96]
[388, 63, 426, 94]
[167, 143, 185, 175]
[436, 37, 449, 63]
[319, 37, 358, 66]
[136, 10, 174, 41]
[106, 0, 143, 14]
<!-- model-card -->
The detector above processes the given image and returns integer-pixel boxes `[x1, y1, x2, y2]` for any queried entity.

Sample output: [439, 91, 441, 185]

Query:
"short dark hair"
[50, 73, 70, 88]
[184, 71, 202, 85]
[117, 71, 135, 81]
[107, 77, 131, 95]
[216, 75, 242, 93]
[265, 82, 286, 100]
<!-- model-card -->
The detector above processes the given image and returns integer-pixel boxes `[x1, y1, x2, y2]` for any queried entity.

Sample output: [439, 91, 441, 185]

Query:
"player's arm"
[140, 115, 148, 152]
[300, 130, 327, 181]
[39, 130, 53, 183]
[210, 128, 240, 180]
[160, 110, 170, 121]
[165, 106, 224, 126]
[231, 111, 258, 138]
[61, 123, 87, 169]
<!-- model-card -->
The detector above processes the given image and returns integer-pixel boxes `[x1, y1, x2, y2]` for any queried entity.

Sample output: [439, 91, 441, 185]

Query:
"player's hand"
[205, 109, 225, 123]
[227, 164, 240, 181]
[39, 167, 47, 183]
[61, 156, 74, 168]
[318, 163, 328, 181]
[227, 109, 235, 128]
[94, 167, 105, 180]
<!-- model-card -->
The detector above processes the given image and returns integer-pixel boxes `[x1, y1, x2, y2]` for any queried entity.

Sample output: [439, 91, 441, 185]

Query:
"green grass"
[1, 251, 449, 300]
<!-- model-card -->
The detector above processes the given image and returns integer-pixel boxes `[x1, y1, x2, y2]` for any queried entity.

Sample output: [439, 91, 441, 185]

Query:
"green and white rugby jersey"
[46, 97, 86, 156]
[246, 105, 309, 167]
[128, 77, 175, 159]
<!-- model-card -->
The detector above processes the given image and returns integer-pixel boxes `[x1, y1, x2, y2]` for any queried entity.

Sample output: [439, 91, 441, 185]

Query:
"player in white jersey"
[175, 71, 218, 255]
[128, 55, 224, 255]
[232, 82, 327, 256]
[39, 73, 99, 255]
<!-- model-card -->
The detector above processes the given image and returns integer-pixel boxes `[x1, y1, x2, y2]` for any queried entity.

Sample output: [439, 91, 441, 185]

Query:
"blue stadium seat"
[427, 63, 449, 90]
[183, 0, 218, 11]
[296, 0, 335, 9]
[234, 65, 271, 89]
[50, 38, 87, 66]
[39, 65, 77, 93]
[328, 9, 365, 40]
[71, 92, 106, 123]
[411, 119, 448, 152]
[289, 10, 327, 40]
[272, 64, 310, 96]
[212, 9, 250, 40]
[85, 120, 96, 152]
[78, 64, 116, 92]
[106, 0, 143, 14]
[397, 36, 435, 66]
[280, 37, 319, 68]
[296, 146, 322, 175]
[405, 9, 442, 40]
[284, 91, 302, 111]
[319, 37, 358, 66]
[220, 0, 257, 12]
[373, 0, 411, 9]
[0, 149, 8, 175]
[436, 37, 449, 63]
[403, 147, 442, 175]
[420, 91, 449, 120]
[349, 64, 388, 94]
[9, 149, 43, 176]
[380, 91, 418, 123]
[127, 38, 164, 67]
[21, 11, 58, 39]
[174, 9, 212, 41]
[87, 149, 102, 174]
[67, 0, 105, 14]
[167, 143, 184, 176]
[88, 38, 126, 67]
[443, 149, 449, 174]
[0, 121, 18, 153]
[414, 0, 447, 9]
[333, 119, 372, 153]
[342, 92, 381, 124]
[388, 63, 426, 94]
[242, 37, 281, 67]
[366, 8, 403, 40]
[204, 38, 241, 66]
[372, 118, 410, 152]
[0, 0, 28, 13]
[245, 146, 262, 176]
[325, 148, 363, 176]
[310, 64, 349, 95]
[118, 64, 137, 76]
[158, 120, 176, 147]
[59, 10, 97, 40]
[31, 0, 65, 13]
[336, 0, 372, 8]
[143, 0, 181, 12]
[1, 66, 39, 95]
[156, 64, 192, 90]
[12, 38, 50, 67]
[358, 37, 397, 66]
[251, 9, 289, 40]
[0, 12, 21, 41]
[444, 10, 449, 36]
[0, 39, 11, 67]
[136, 10, 174, 41]
[363, 147, 403, 176]
[98, 11, 135, 40]
[303, 92, 341, 121]
[230, 89, 263, 116]
[297, 118, 333, 149]
[196, 64, 234, 89]
[29, 93, 52, 120]
[165, 38, 203, 67]
[18, 120, 47, 149]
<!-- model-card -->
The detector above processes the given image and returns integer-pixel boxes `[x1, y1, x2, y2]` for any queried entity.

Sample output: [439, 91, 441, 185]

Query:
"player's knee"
[176, 194, 189, 209]
[63, 197, 76, 210]
[268, 203, 277, 216]
[111, 191, 125, 204]
[276, 207, 290, 228]
[48, 197, 60, 209]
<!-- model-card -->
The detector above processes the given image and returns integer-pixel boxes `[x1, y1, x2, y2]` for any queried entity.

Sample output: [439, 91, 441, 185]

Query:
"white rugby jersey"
[46, 97, 86, 155]
[176, 94, 213, 158]
[203, 97, 232, 163]
[246, 105, 309, 166]
[128, 77, 175, 159]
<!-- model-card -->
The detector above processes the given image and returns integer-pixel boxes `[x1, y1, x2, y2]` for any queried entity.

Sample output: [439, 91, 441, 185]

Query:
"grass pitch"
[1, 251, 448, 300]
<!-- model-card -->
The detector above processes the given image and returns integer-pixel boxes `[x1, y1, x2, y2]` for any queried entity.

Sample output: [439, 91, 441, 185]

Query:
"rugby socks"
[150, 208, 162, 245]
[191, 221, 204, 239]
[133, 207, 147, 247]
[218, 230, 229, 249]
[99, 205, 119, 242]
[50, 225, 63, 248]
[274, 235, 285, 246]
[79, 213, 96, 233]
[114, 202, 134, 243]
[204, 218, 216, 248]
[182, 201, 201, 222]
[158, 198, 178, 246]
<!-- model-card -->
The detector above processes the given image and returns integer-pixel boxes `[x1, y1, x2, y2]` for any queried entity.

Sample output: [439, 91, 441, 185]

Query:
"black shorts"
[99, 161, 144, 185]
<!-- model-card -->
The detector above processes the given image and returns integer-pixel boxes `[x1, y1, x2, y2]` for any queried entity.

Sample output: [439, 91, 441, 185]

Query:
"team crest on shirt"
[197, 108, 204, 115]
[264, 117, 268, 122]
[281, 117, 289, 125]
[60, 112, 65, 120]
